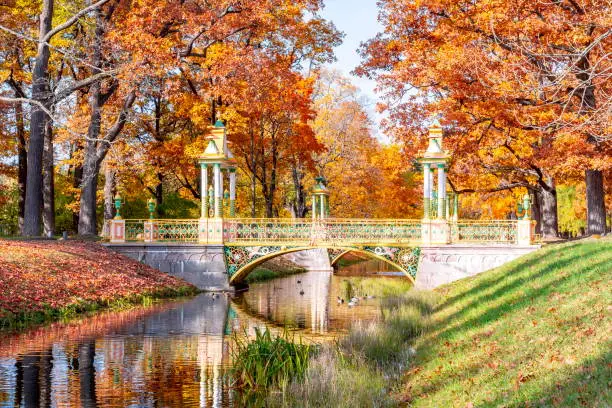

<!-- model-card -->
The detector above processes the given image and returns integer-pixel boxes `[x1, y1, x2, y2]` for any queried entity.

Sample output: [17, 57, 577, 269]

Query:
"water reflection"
[0, 268, 398, 407]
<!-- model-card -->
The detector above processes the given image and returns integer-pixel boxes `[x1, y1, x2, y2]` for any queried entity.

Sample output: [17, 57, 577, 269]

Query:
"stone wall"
[105, 244, 229, 291]
[416, 244, 540, 289]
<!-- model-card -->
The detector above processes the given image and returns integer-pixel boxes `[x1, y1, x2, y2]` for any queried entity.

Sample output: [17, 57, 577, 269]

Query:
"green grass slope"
[404, 238, 611, 408]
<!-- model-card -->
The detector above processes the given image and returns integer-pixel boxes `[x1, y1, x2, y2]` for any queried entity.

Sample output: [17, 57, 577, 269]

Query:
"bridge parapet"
[106, 218, 535, 246]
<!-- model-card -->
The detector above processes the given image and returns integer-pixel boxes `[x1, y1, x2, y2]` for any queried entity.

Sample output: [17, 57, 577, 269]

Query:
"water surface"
[0, 268, 407, 407]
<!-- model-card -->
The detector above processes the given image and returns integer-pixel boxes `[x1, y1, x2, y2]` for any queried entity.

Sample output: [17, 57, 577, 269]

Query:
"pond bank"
[235, 238, 611, 407]
[0, 239, 197, 329]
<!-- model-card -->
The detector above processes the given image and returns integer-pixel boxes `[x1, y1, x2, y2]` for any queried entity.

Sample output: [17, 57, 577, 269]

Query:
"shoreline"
[0, 239, 198, 330]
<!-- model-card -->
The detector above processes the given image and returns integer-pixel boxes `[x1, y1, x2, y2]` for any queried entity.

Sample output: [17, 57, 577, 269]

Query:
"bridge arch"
[225, 245, 419, 285]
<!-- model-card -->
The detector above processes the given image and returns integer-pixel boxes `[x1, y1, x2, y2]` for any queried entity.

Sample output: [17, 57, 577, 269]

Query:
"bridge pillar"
[199, 218, 224, 245]
[109, 219, 125, 243]
[422, 219, 451, 245]
[516, 219, 535, 246]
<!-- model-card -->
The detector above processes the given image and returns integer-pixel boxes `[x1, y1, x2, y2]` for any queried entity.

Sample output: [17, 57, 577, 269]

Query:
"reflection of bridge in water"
[0, 286, 353, 407]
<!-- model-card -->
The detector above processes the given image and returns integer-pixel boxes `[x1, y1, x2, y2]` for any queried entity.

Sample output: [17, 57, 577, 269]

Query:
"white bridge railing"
[104, 218, 533, 246]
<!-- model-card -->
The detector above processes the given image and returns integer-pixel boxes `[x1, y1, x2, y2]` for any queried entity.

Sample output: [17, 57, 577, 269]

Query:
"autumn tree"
[358, 0, 611, 237]
[312, 69, 420, 218]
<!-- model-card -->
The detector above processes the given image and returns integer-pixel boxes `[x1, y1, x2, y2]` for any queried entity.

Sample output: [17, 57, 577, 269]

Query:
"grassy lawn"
[402, 238, 611, 407]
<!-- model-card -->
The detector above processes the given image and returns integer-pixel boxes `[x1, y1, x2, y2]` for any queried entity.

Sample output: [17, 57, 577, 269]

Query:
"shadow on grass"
[434, 244, 608, 331]
[406, 242, 611, 404]
[436, 241, 587, 312]
[484, 350, 612, 408]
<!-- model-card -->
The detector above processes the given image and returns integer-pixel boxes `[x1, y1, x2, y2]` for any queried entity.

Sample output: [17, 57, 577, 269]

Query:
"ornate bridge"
[102, 121, 537, 290]
[105, 217, 530, 284]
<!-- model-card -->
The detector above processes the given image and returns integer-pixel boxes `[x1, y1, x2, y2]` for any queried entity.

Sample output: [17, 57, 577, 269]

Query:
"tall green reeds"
[230, 327, 312, 402]
[267, 289, 439, 407]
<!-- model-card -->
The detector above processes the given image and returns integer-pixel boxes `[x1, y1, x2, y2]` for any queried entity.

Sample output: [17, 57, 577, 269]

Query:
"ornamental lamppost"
[110, 193, 125, 243]
[147, 198, 156, 220]
[516, 193, 535, 245]
[418, 118, 451, 244]
[197, 120, 238, 244]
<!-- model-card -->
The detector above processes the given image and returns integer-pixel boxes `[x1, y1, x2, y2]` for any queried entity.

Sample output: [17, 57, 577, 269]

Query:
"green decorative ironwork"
[362, 246, 421, 278]
[226, 244, 421, 281]
[224, 218, 422, 245]
[224, 245, 282, 277]
[516, 194, 531, 220]
[114, 194, 123, 219]
[125, 220, 145, 241]
[451, 221, 517, 243]
[327, 248, 347, 264]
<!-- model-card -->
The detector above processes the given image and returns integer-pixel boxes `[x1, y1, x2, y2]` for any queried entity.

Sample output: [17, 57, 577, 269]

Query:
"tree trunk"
[539, 177, 558, 238]
[531, 188, 542, 235]
[42, 117, 55, 236]
[291, 164, 308, 218]
[24, 0, 54, 236]
[72, 148, 83, 233]
[586, 169, 606, 235]
[15, 101, 27, 234]
[103, 165, 115, 221]
[155, 173, 164, 217]
[250, 126, 257, 218]
[78, 9, 103, 236]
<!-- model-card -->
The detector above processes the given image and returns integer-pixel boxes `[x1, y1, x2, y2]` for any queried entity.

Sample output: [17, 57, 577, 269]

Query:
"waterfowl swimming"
[350, 297, 359, 303]
[337, 296, 344, 304]
[297, 279, 302, 284]
[347, 301, 356, 307]
[299, 289, 305, 295]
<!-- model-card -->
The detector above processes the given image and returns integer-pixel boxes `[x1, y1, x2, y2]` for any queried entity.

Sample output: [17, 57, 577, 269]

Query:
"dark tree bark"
[72, 143, 83, 232]
[290, 163, 308, 218]
[78, 10, 104, 236]
[531, 188, 542, 235]
[576, 56, 607, 235]
[77, 7, 135, 236]
[250, 126, 257, 217]
[42, 116, 55, 236]
[78, 90, 136, 235]
[14, 101, 27, 233]
[103, 165, 115, 221]
[586, 169, 606, 235]
[538, 176, 558, 238]
[23, 0, 54, 236]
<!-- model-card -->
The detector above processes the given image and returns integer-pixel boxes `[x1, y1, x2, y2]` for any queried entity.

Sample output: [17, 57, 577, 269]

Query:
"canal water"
[0, 266, 407, 407]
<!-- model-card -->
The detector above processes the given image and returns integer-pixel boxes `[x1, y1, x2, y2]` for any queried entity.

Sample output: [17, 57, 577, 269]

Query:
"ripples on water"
[0, 270, 404, 407]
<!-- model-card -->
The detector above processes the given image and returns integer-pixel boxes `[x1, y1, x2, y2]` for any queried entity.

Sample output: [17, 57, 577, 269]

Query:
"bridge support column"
[110, 219, 125, 243]
[229, 169, 236, 217]
[422, 219, 450, 245]
[437, 164, 446, 219]
[517, 219, 535, 246]
[423, 163, 431, 218]
[201, 163, 209, 218]
[143, 221, 155, 243]
[198, 218, 224, 245]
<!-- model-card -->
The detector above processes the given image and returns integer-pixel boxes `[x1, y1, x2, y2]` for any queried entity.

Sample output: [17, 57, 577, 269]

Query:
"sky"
[319, 0, 387, 139]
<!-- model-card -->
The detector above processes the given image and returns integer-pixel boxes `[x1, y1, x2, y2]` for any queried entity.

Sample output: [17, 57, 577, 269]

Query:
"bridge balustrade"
[105, 218, 533, 246]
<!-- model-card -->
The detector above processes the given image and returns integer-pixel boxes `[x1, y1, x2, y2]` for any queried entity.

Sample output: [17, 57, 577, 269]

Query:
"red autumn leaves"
[0, 240, 194, 319]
